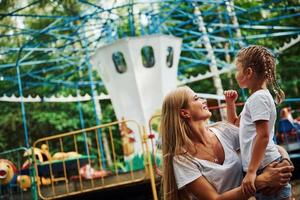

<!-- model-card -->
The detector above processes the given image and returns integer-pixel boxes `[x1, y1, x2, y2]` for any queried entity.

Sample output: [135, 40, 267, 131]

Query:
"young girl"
[224, 45, 293, 200]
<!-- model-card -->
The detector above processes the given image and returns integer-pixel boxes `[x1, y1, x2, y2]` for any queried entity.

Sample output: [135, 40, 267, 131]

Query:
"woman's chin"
[206, 112, 212, 118]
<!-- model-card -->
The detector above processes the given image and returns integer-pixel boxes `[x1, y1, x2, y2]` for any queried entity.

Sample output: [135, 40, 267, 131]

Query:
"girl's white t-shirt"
[239, 89, 280, 171]
[173, 122, 243, 193]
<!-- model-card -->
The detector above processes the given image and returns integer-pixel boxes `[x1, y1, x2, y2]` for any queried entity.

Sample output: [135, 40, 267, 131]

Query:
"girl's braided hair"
[236, 45, 285, 104]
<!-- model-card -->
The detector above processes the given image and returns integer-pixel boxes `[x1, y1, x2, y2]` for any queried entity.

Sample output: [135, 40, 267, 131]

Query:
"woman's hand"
[256, 162, 294, 195]
[264, 162, 293, 187]
[260, 160, 293, 195]
[224, 90, 238, 104]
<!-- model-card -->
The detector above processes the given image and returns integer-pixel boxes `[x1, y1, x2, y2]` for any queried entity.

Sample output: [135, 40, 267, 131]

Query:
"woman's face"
[185, 91, 212, 121]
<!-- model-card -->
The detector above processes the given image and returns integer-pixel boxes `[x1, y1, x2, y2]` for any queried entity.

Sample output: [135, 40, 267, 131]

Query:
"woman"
[161, 86, 294, 200]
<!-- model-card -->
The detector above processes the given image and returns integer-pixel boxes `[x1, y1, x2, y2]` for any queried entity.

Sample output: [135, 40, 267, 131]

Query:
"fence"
[0, 120, 158, 200]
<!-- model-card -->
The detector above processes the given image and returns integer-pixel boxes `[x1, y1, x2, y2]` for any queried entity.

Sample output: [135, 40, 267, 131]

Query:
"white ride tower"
[91, 34, 182, 156]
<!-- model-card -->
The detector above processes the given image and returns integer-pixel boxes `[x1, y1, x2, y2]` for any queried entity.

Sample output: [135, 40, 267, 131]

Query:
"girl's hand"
[242, 172, 256, 196]
[224, 90, 238, 104]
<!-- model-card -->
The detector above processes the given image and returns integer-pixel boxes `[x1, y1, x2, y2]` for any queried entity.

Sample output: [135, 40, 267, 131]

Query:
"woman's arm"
[185, 176, 248, 200]
[184, 163, 293, 200]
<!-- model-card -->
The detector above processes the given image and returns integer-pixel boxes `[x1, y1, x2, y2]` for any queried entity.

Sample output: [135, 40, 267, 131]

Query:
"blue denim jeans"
[255, 183, 291, 200]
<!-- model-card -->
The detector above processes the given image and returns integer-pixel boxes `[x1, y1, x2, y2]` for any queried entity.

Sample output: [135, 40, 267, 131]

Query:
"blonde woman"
[161, 86, 294, 200]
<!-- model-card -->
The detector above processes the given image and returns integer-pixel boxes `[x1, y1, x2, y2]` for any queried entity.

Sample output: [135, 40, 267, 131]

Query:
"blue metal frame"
[0, 0, 299, 156]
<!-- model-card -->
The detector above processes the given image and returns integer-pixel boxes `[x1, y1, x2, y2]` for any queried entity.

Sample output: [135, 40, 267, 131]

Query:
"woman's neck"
[189, 120, 213, 145]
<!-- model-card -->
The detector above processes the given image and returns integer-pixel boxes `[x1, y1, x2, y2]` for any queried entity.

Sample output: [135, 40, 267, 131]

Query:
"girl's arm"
[242, 120, 269, 196]
[224, 90, 240, 126]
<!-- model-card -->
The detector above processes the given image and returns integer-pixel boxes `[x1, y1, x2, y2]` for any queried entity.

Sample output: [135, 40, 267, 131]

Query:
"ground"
[292, 179, 300, 199]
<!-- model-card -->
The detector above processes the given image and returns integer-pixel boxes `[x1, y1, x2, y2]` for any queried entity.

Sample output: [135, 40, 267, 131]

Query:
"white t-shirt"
[173, 122, 243, 193]
[239, 89, 280, 171]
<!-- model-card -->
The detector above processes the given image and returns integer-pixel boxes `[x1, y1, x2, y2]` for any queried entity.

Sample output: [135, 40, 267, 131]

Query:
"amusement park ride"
[0, 0, 299, 199]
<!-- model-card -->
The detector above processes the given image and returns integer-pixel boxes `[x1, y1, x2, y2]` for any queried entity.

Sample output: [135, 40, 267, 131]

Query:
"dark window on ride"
[112, 52, 127, 73]
[166, 46, 174, 68]
[141, 46, 155, 68]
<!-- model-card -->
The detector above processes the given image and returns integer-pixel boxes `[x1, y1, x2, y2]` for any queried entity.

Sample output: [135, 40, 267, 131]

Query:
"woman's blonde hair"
[160, 86, 197, 200]
[236, 45, 285, 104]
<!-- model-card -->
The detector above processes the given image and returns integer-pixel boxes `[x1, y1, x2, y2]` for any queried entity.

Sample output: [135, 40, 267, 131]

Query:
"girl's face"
[184, 91, 212, 121]
[235, 61, 249, 88]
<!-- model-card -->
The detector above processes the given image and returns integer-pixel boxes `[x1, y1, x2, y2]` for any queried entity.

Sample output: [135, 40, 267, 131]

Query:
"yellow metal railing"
[32, 120, 158, 200]
[148, 115, 162, 174]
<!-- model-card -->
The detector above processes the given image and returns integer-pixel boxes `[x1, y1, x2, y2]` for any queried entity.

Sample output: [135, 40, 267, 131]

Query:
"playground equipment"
[0, 0, 299, 149]
[0, 148, 38, 200]
[120, 118, 135, 157]
[0, 159, 17, 185]
[1, 120, 158, 200]
[0, 0, 299, 199]
[29, 119, 157, 200]
[92, 34, 182, 156]
[17, 175, 31, 191]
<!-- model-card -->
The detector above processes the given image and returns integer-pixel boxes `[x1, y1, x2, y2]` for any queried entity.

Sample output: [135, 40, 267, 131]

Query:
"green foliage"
[0, 99, 117, 152]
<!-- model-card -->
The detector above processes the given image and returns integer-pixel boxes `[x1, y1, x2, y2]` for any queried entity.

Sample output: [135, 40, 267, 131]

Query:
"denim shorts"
[255, 183, 291, 200]
[255, 157, 292, 200]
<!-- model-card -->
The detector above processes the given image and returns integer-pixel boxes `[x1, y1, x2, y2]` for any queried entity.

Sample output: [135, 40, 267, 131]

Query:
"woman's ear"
[180, 109, 190, 119]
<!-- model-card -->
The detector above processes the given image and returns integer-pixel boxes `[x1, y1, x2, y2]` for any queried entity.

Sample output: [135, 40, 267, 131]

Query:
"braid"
[237, 45, 285, 104]
[270, 69, 285, 104]
[263, 49, 285, 104]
